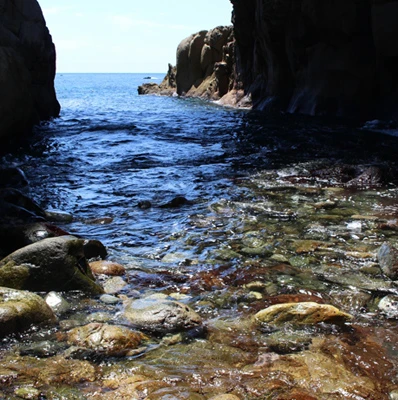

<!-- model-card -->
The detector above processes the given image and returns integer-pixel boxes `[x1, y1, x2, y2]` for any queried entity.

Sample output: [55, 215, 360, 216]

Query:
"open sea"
[3, 73, 398, 397]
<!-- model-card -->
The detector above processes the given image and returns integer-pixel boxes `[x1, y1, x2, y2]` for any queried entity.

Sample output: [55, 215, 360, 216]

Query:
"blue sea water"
[7, 73, 248, 260]
[5, 73, 398, 263]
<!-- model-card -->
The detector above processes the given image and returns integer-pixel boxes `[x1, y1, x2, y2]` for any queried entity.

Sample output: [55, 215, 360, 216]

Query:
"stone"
[377, 242, 398, 280]
[89, 260, 126, 276]
[100, 294, 120, 304]
[0, 236, 103, 294]
[254, 302, 353, 327]
[66, 323, 145, 356]
[83, 239, 108, 260]
[122, 297, 202, 334]
[378, 295, 398, 319]
[208, 396, 241, 400]
[45, 291, 70, 315]
[14, 386, 40, 399]
[103, 276, 128, 294]
[0, 286, 56, 337]
[0, 0, 60, 143]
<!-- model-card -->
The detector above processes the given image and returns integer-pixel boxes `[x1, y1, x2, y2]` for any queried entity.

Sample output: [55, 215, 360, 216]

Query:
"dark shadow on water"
[228, 112, 398, 173]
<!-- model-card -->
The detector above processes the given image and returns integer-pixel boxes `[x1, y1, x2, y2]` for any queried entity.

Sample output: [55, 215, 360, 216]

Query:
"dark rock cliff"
[231, 0, 398, 119]
[0, 0, 60, 144]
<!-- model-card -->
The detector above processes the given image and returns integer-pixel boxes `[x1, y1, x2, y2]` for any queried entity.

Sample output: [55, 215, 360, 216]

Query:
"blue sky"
[38, 0, 233, 73]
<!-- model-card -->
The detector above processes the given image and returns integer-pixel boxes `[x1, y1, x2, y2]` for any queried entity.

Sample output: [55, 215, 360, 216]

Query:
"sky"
[38, 0, 233, 73]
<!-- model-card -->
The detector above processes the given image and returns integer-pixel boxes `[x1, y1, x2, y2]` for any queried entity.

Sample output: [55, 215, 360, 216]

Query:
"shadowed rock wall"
[0, 0, 60, 144]
[231, 0, 398, 119]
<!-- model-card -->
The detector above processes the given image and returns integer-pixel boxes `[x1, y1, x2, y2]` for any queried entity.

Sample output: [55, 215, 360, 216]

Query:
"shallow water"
[2, 73, 398, 398]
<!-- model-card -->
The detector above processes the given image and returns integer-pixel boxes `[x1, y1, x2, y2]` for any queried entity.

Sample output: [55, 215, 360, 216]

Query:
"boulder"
[254, 302, 353, 326]
[0, 236, 103, 294]
[122, 297, 202, 334]
[0, 286, 56, 337]
[65, 323, 145, 357]
[0, 0, 60, 144]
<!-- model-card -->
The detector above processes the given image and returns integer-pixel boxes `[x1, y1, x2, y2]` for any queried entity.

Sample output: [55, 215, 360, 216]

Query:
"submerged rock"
[377, 242, 398, 280]
[122, 298, 202, 334]
[254, 302, 353, 327]
[65, 323, 145, 357]
[0, 287, 56, 337]
[0, 236, 103, 294]
[378, 295, 398, 319]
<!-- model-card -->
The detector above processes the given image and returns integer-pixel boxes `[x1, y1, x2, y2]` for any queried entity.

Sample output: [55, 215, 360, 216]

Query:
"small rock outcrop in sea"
[122, 297, 202, 334]
[138, 27, 247, 106]
[254, 302, 353, 327]
[0, 286, 56, 337]
[0, 0, 60, 144]
[0, 236, 104, 294]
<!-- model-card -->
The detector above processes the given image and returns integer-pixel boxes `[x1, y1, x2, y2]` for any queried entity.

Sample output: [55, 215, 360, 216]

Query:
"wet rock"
[160, 196, 192, 208]
[44, 210, 73, 223]
[265, 330, 312, 354]
[378, 295, 398, 319]
[0, 221, 70, 257]
[85, 217, 114, 225]
[89, 260, 126, 276]
[122, 297, 202, 334]
[100, 294, 120, 304]
[45, 291, 70, 315]
[377, 242, 398, 280]
[208, 395, 241, 400]
[14, 386, 40, 399]
[65, 323, 145, 357]
[83, 239, 108, 260]
[19, 340, 64, 358]
[0, 167, 28, 188]
[137, 200, 152, 209]
[103, 276, 128, 294]
[254, 302, 353, 327]
[0, 287, 56, 337]
[0, 236, 103, 294]
[345, 166, 386, 188]
[0, 188, 46, 222]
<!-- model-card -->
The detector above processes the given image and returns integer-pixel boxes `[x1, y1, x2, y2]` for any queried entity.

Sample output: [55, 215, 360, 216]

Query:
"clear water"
[3, 73, 398, 398]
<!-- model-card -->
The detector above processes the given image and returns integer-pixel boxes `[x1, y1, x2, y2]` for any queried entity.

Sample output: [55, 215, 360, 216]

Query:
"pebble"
[103, 276, 128, 294]
[100, 294, 120, 304]
[45, 291, 70, 314]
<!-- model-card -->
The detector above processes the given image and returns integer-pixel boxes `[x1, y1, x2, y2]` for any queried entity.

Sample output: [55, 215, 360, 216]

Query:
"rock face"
[0, 0, 60, 144]
[231, 0, 398, 118]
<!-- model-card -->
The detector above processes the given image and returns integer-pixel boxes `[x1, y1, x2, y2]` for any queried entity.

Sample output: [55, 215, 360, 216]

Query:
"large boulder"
[0, 0, 60, 144]
[0, 236, 103, 294]
[0, 286, 56, 337]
